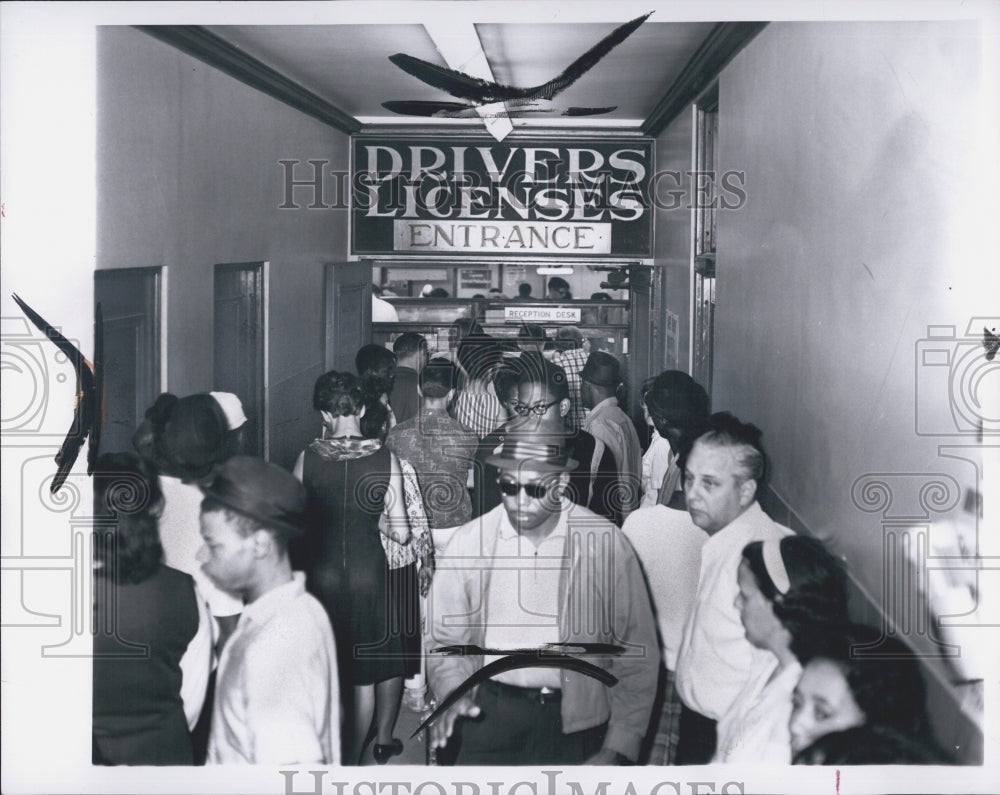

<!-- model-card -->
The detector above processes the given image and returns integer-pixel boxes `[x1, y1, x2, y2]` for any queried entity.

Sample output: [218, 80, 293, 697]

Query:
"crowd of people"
[91, 325, 950, 767]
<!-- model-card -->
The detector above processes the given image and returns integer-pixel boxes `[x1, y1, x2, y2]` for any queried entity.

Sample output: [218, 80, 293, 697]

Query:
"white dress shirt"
[621, 505, 708, 670]
[674, 502, 792, 719]
[208, 573, 340, 765]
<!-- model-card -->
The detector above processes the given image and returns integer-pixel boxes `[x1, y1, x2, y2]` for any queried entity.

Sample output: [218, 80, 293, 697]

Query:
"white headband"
[210, 391, 248, 431]
[761, 539, 790, 595]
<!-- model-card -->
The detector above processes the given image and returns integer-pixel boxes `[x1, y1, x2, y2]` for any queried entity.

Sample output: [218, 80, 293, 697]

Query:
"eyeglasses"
[497, 478, 557, 499]
[513, 399, 560, 417]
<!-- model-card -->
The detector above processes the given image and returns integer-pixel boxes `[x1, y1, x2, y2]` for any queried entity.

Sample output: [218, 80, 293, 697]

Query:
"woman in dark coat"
[293, 371, 411, 765]
[92, 452, 210, 766]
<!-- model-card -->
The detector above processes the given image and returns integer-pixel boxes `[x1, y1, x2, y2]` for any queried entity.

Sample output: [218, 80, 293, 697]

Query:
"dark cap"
[200, 456, 307, 538]
[484, 426, 578, 473]
[581, 351, 622, 387]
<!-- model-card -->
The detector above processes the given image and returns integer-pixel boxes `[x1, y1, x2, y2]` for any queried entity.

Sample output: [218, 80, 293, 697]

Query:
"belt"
[483, 679, 562, 705]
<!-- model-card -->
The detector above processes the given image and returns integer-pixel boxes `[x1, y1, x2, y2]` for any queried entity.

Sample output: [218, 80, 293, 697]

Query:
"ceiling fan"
[383, 12, 652, 120]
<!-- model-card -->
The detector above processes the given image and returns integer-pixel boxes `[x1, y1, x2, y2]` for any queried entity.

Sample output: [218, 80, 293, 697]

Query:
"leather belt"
[483, 678, 562, 705]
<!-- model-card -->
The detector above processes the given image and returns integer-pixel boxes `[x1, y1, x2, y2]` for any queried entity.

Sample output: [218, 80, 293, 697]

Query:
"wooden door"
[93, 267, 162, 454]
[325, 261, 372, 371]
[214, 262, 266, 457]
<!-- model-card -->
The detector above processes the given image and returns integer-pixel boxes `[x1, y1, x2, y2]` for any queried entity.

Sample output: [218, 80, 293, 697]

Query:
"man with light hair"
[673, 412, 793, 763]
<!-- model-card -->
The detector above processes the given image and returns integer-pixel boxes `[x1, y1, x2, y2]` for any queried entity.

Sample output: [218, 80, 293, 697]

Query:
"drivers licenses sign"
[504, 306, 581, 323]
[352, 135, 652, 257]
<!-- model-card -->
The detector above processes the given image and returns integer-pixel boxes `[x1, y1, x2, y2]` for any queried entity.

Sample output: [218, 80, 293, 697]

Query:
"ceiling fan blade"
[536, 12, 652, 100]
[388, 53, 504, 103]
[388, 12, 651, 108]
[381, 99, 478, 117]
[561, 106, 618, 116]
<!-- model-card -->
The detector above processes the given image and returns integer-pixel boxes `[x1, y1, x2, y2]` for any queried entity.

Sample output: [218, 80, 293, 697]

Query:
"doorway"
[93, 266, 162, 454]
[214, 261, 267, 457]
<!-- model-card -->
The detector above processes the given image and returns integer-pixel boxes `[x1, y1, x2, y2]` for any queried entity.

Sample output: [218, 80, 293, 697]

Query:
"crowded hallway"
[1, 3, 997, 793]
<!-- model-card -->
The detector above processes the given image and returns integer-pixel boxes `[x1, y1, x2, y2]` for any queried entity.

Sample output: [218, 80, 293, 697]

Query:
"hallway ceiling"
[205, 18, 714, 128]
[142, 6, 764, 140]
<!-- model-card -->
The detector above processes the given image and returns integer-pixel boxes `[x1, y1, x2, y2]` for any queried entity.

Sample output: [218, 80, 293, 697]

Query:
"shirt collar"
[239, 571, 306, 627]
[497, 498, 571, 541]
[590, 396, 618, 413]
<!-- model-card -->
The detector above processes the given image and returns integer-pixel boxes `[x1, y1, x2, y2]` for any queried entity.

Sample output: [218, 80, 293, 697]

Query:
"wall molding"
[641, 22, 768, 136]
[135, 26, 362, 134]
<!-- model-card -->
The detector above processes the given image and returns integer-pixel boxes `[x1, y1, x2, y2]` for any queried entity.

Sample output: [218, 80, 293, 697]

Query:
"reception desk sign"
[352, 136, 652, 257]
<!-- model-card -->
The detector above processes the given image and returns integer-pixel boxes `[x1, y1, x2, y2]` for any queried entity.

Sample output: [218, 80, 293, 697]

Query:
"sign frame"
[350, 132, 654, 259]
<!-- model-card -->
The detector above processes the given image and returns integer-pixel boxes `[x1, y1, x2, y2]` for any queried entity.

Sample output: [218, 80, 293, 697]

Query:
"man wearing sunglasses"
[472, 360, 617, 522]
[425, 427, 659, 766]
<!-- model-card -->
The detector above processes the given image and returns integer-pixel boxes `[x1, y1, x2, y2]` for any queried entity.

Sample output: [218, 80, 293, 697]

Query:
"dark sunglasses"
[513, 399, 560, 417]
[497, 477, 558, 499]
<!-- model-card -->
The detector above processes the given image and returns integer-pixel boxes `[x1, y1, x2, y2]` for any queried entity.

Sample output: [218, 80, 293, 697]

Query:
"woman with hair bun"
[712, 535, 848, 763]
[790, 623, 946, 764]
[293, 370, 411, 765]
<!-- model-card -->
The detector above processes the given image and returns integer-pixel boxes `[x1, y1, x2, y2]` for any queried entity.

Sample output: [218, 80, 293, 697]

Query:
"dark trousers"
[457, 680, 607, 765]
[675, 704, 717, 764]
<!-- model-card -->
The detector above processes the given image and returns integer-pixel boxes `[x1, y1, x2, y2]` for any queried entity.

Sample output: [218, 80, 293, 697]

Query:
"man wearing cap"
[673, 413, 792, 763]
[198, 456, 340, 765]
[425, 428, 659, 765]
[580, 352, 642, 522]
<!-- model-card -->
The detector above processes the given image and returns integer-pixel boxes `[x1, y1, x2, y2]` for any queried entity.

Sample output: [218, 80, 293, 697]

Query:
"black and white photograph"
[1, 1, 998, 793]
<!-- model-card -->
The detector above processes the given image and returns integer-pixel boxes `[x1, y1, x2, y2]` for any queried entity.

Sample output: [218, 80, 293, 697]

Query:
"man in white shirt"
[622, 504, 708, 763]
[673, 412, 792, 763]
[198, 456, 340, 765]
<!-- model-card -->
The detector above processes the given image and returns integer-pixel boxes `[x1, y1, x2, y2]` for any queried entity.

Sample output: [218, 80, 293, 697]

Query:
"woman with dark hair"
[711, 535, 848, 763]
[790, 623, 945, 764]
[642, 371, 710, 508]
[292, 371, 411, 765]
[92, 452, 212, 766]
[637, 376, 671, 506]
